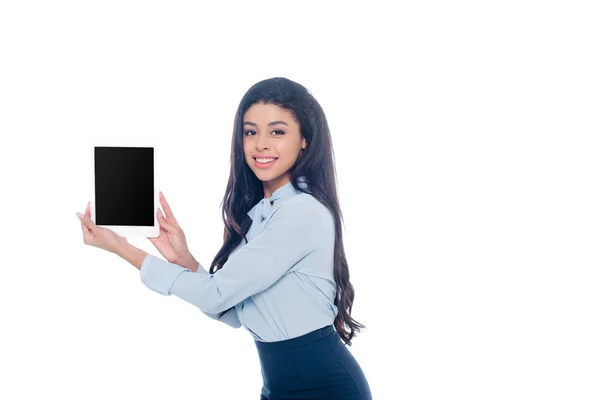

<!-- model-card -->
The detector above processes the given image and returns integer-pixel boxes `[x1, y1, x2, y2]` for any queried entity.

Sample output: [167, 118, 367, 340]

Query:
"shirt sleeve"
[200, 306, 242, 328]
[194, 264, 241, 328]
[139, 197, 325, 314]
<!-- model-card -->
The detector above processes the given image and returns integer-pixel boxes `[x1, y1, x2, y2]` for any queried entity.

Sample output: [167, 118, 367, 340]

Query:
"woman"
[77, 77, 372, 399]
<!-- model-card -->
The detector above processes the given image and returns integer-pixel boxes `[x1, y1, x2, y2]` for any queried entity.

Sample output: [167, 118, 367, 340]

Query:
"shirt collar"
[247, 176, 308, 221]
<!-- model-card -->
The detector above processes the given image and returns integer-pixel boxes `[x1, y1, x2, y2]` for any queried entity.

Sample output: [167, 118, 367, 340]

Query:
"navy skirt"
[254, 324, 372, 400]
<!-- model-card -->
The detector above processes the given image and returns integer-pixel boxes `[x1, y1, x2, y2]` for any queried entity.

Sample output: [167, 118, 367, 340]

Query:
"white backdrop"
[1, 1, 598, 399]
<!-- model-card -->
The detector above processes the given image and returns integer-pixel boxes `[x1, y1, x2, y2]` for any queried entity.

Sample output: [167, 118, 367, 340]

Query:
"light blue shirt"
[139, 177, 339, 342]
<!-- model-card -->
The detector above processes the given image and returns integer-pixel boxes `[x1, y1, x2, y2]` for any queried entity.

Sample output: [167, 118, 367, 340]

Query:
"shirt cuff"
[140, 253, 191, 295]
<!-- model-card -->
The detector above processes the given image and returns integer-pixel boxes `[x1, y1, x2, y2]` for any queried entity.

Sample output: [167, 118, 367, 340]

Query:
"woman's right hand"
[148, 191, 195, 266]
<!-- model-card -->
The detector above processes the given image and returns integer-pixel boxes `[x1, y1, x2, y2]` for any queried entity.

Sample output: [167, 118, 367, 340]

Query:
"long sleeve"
[200, 306, 242, 328]
[139, 197, 326, 314]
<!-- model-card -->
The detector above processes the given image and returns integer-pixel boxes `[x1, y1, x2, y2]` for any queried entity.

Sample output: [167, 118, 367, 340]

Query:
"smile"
[254, 158, 277, 168]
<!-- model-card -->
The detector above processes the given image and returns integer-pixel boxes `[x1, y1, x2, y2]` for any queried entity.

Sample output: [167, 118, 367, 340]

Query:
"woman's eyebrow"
[243, 120, 289, 127]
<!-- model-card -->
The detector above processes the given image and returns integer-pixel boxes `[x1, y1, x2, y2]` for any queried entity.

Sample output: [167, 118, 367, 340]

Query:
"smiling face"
[243, 102, 307, 198]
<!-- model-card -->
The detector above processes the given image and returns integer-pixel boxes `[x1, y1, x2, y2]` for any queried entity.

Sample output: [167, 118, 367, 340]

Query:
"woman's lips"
[254, 158, 277, 168]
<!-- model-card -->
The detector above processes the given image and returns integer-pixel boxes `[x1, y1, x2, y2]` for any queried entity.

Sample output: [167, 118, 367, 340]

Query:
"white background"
[1, 1, 599, 399]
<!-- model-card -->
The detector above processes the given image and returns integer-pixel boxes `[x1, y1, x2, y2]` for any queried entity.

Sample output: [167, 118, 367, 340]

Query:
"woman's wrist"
[175, 253, 199, 272]
[117, 242, 148, 270]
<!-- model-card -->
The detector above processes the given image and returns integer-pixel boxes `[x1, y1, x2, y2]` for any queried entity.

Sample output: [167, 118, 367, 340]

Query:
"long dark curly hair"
[208, 77, 366, 346]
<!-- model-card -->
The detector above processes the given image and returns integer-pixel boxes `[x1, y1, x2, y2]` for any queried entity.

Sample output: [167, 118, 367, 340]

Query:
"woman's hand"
[148, 191, 195, 267]
[77, 201, 129, 255]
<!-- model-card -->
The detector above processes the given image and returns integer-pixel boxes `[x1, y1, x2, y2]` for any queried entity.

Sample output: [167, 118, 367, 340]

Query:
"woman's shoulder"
[279, 192, 334, 227]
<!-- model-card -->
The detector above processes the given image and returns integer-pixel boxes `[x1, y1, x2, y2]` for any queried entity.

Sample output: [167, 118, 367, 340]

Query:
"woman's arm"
[117, 243, 199, 272]
[117, 242, 240, 327]
[138, 197, 332, 315]
[201, 306, 242, 328]
[117, 243, 148, 270]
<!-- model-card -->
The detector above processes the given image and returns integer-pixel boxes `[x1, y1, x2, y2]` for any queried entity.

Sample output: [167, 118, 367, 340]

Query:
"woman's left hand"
[77, 201, 129, 255]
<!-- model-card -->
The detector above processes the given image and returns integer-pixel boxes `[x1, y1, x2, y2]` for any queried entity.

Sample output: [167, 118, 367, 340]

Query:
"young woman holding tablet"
[77, 77, 372, 399]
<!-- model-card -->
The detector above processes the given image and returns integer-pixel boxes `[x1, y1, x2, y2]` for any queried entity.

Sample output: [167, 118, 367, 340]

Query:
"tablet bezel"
[90, 143, 160, 238]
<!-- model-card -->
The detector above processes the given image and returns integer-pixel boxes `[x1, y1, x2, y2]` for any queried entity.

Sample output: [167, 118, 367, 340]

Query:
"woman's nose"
[256, 133, 270, 149]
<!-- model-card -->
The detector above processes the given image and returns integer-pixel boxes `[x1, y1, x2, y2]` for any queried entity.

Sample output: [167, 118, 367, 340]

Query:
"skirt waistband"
[254, 325, 337, 353]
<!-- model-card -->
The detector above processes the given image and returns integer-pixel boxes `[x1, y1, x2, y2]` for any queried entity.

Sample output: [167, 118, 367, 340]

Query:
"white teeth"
[256, 158, 276, 163]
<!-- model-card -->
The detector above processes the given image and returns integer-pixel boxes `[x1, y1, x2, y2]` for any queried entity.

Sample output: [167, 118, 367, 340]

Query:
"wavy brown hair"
[208, 77, 366, 346]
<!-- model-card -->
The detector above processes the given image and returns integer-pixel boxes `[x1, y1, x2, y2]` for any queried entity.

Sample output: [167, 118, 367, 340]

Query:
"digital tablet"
[91, 145, 159, 237]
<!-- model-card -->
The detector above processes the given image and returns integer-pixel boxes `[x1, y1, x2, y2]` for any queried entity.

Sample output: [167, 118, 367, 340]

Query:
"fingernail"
[76, 212, 83, 220]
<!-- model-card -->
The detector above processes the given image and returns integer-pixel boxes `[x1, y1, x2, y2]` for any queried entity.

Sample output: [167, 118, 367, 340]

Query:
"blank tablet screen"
[94, 146, 154, 226]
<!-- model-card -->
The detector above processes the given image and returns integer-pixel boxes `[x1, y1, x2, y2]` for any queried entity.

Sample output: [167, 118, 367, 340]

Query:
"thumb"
[157, 209, 177, 234]
[77, 212, 96, 233]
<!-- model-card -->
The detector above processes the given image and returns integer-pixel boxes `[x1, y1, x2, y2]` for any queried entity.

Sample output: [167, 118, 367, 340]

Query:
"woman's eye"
[244, 130, 285, 136]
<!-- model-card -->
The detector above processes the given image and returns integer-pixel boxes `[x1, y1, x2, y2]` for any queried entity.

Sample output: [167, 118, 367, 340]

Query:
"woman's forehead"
[243, 102, 295, 122]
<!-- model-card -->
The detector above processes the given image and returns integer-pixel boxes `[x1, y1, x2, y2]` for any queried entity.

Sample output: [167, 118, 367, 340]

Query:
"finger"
[81, 220, 91, 236]
[159, 191, 178, 224]
[85, 201, 91, 218]
[81, 219, 94, 244]
[157, 209, 177, 233]
[78, 213, 97, 233]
